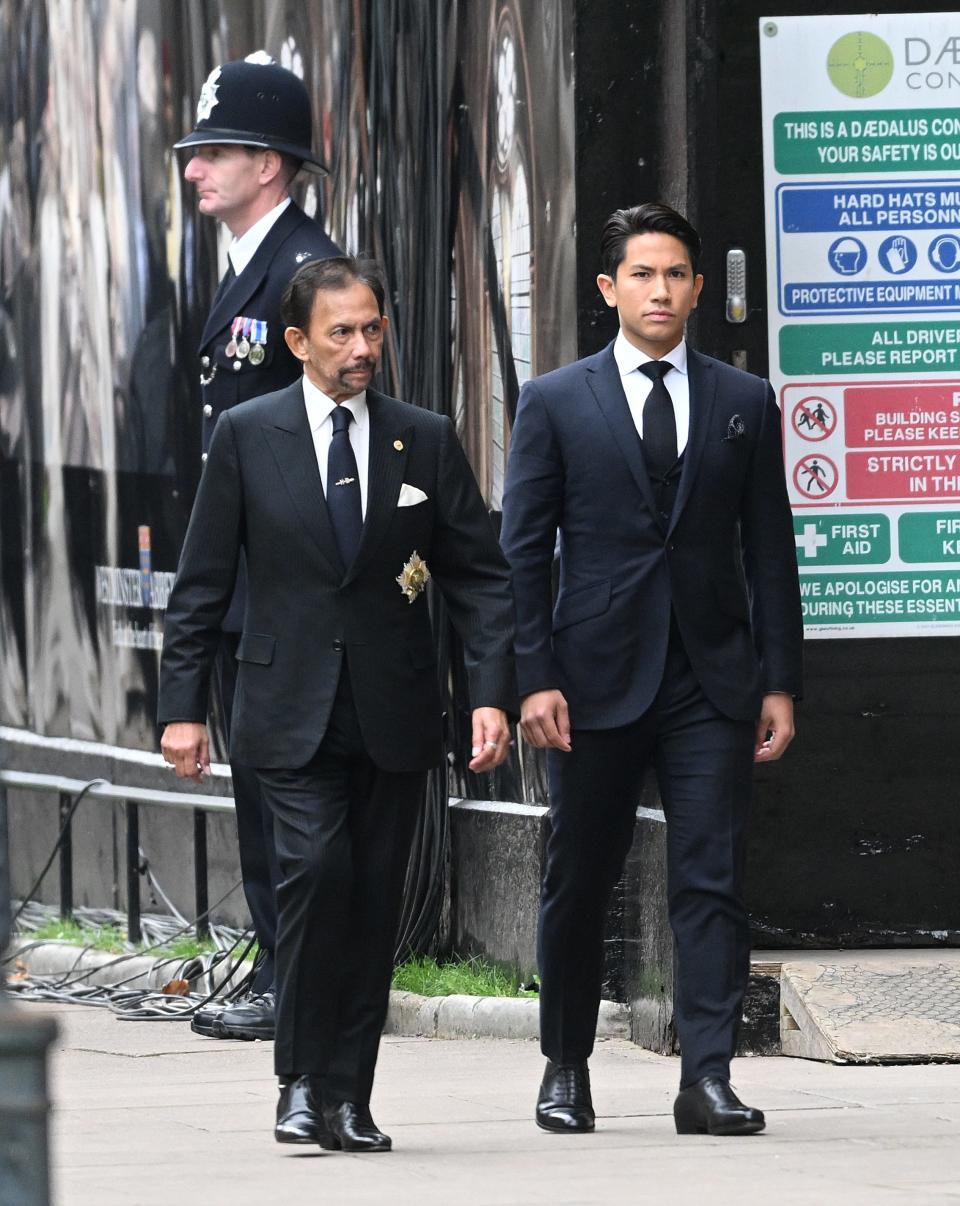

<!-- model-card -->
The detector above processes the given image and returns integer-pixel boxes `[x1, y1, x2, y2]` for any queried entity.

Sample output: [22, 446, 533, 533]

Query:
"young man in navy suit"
[501, 203, 802, 1136]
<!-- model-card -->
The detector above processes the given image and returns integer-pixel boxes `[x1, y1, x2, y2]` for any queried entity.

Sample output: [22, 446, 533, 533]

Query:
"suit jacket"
[500, 341, 802, 728]
[159, 382, 515, 771]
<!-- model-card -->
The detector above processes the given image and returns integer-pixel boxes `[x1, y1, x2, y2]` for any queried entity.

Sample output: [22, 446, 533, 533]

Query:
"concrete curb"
[7, 940, 247, 995]
[385, 990, 629, 1041]
[8, 941, 631, 1042]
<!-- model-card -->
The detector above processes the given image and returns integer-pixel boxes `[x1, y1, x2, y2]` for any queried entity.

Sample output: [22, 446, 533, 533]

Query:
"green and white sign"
[761, 12, 960, 638]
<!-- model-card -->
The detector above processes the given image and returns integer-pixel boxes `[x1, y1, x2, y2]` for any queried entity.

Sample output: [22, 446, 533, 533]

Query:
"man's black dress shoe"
[215, 991, 276, 1041]
[318, 1101, 392, 1152]
[673, 1076, 765, 1135]
[189, 1002, 225, 1038]
[190, 991, 275, 1040]
[275, 1075, 322, 1144]
[535, 1060, 595, 1133]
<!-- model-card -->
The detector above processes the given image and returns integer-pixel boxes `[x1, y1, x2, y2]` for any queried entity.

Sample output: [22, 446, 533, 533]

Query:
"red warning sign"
[846, 451, 960, 500]
[791, 396, 837, 442]
[793, 454, 838, 500]
[845, 384, 960, 448]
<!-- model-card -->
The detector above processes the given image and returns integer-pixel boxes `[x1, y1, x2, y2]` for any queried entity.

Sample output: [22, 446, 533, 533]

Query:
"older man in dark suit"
[159, 256, 514, 1152]
[501, 202, 802, 1137]
[175, 56, 340, 1038]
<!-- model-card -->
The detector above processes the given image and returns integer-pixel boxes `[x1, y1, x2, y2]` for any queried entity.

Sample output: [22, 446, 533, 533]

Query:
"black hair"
[281, 256, 387, 329]
[599, 202, 702, 278]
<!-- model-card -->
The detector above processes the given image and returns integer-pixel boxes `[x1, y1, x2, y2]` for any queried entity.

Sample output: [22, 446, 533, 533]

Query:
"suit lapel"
[586, 343, 660, 519]
[668, 349, 717, 534]
[260, 382, 344, 579]
[199, 203, 305, 350]
[343, 390, 412, 587]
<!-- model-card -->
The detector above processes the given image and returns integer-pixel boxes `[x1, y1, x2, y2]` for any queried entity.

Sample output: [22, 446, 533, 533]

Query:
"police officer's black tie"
[211, 263, 237, 309]
[327, 405, 363, 566]
[639, 360, 677, 481]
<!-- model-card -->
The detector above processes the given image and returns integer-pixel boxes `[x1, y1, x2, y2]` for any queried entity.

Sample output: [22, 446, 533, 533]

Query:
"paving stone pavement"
[779, 950, 960, 1064]
[23, 1002, 960, 1205]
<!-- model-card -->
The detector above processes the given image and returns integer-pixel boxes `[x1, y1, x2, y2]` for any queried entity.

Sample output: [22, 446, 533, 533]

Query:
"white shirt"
[613, 331, 690, 455]
[227, 197, 292, 277]
[302, 374, 370, 519]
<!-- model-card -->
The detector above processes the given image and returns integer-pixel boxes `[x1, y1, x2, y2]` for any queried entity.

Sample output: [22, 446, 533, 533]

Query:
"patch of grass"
[392, 955, 537, 998]
[27, 918, 127, 954]
[153, 934, 221, 961]
[22, 918, 227, 962]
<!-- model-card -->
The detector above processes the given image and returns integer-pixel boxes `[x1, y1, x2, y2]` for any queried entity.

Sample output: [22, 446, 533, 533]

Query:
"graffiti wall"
[0, 0, 574, 795]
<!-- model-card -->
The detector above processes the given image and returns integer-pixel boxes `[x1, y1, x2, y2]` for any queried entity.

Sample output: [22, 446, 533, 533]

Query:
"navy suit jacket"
[159, 383, 515, 771]
[500, 341, 802, 728]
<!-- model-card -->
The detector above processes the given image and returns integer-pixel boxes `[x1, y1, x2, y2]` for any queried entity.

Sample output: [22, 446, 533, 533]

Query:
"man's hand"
[520, 689, 572, 752]
[468, 707, 511, 772]
[161, 722, 211, 782]
[754, 693, 795, 762]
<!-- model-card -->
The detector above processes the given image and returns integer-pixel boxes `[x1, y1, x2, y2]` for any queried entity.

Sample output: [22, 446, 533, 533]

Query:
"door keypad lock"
[725, 248, 747, 323]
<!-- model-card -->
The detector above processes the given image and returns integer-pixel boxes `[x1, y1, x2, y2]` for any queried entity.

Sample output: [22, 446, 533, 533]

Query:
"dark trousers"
[256, 671, 425, 1102]
[538, 635, 755, 1088]
[214, 631, 281, 988]
[214, 631, 280, 992]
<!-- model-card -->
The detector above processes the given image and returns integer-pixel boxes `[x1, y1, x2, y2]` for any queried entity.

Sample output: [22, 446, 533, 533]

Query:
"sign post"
[761, 13, 960, 637]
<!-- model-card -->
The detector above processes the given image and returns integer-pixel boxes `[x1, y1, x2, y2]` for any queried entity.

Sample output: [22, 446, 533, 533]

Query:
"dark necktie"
[639, 360, 677, 481]
[326, 405, 363, 567]
[211, 262, 236, 308]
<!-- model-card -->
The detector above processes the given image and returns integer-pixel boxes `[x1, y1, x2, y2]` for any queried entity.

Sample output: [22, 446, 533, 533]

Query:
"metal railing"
[0, 770, 234, 943]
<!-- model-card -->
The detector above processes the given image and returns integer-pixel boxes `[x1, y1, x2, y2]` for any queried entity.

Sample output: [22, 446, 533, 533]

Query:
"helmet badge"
[196, 66, 222, 122]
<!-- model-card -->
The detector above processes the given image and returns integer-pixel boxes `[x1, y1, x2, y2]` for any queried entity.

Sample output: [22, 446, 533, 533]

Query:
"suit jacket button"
[201, 452, 208, 463]
[332, 638, 344, 652]
[203, 404, 213, 418]
[201, 355, 211, 369]
[233, 360, 242, 372]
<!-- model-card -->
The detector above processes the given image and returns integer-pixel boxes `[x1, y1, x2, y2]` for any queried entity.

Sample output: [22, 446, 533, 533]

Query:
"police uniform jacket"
[199, 201, 339, 453]
[198, 201, 339, 629]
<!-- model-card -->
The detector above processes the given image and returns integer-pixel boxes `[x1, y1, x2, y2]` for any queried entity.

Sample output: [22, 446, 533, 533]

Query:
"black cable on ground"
[9, 779, 106, 926]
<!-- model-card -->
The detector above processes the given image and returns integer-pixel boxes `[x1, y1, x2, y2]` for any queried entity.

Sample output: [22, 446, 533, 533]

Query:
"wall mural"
[0, 0, 574, 805]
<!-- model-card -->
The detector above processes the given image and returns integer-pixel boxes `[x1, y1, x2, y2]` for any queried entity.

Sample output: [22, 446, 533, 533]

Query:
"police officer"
[173, 54, 340, 1041]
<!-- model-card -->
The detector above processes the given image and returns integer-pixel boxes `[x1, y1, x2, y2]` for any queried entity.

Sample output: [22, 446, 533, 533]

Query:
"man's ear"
[260, 148, 283, 185]
[284, 325, 308, 361]
[596, 273, 618, 309]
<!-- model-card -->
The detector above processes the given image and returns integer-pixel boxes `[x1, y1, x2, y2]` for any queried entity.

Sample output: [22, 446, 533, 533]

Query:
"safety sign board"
[775, 180, 960, 316]
[761, 13, 960, 637]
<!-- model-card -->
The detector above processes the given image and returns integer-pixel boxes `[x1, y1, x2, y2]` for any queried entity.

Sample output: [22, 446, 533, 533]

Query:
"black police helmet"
[174, 56, 328, 175]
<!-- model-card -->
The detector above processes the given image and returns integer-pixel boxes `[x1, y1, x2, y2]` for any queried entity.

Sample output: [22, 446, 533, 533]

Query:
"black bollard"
[0, 776, 58, 1205]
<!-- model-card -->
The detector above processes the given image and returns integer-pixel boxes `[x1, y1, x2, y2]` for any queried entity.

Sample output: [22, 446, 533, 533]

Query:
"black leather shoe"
[190, 1002, 225, 1037]
[318, 1101, 392, 1152]
[275, 1075, 322, 1144]
[535, 1060, 595, 1133]
[674, 1076, 765, 1135]
[216, 991, 276, 1041]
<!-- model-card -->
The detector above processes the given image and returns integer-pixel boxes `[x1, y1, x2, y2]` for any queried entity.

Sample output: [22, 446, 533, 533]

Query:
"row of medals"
[225, 332, 266, 365]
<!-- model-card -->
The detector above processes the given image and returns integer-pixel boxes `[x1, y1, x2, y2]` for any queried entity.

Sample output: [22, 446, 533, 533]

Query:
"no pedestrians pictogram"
[793, 454, 839, 500]
[791, 396, 837, 442]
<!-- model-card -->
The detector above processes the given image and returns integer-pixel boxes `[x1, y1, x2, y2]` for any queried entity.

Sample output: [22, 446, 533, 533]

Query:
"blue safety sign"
[776, 179, 960, 315]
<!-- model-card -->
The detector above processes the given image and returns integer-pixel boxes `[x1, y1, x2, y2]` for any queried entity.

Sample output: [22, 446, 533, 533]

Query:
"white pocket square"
[397, 483, 428, 507]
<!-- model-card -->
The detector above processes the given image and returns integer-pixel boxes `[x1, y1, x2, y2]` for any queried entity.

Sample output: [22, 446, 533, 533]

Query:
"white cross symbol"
[795, 523, 828, 559]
